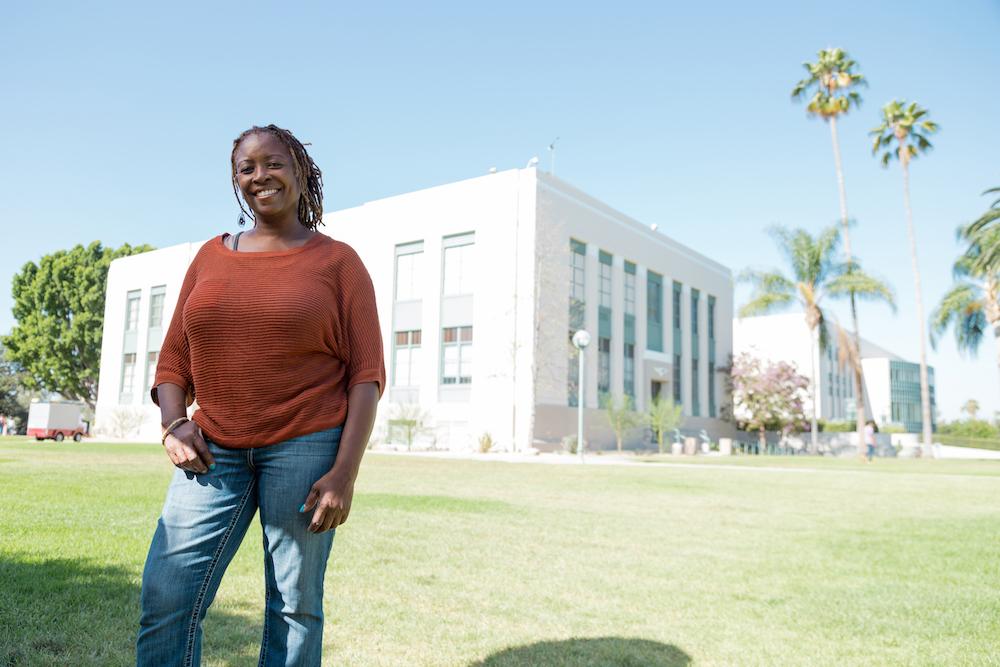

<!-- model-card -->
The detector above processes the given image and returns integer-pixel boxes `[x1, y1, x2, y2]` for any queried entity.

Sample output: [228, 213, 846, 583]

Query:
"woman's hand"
[301, 469, 355, 533]
[163, 420, 215, 474]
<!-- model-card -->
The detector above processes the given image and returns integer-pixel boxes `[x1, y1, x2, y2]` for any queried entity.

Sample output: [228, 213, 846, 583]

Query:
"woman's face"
[234, 132, 301, 222]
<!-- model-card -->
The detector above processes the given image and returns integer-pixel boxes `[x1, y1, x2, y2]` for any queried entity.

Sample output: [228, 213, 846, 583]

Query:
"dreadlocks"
[230, 124, 325, 230]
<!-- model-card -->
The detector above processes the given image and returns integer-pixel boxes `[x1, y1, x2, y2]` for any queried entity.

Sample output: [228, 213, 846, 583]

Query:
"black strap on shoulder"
[233, 231, 245, 251]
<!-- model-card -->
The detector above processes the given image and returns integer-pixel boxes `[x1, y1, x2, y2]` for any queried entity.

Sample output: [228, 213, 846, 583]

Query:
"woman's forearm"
[155, 383, 189, 427]
[331, 382, 380, 481]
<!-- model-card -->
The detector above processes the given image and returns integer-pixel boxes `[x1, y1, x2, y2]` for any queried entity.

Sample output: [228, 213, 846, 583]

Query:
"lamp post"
[571, 329, 591, 462]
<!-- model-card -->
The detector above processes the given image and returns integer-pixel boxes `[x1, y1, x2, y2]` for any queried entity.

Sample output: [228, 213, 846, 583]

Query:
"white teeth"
[257, 189, 279, 197]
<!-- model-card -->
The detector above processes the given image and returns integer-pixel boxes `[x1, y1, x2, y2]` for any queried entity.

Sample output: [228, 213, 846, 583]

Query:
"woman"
[865, 419, 878, 463]
[136, 125, 384, 666]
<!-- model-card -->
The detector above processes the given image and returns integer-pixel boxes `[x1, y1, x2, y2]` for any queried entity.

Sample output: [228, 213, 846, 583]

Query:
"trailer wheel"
[73, 433, 82, 442]
[55, 433, 65, 442]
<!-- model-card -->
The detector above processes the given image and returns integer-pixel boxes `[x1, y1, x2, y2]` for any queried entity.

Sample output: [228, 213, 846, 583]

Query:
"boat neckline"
[216, 232, 326, 257]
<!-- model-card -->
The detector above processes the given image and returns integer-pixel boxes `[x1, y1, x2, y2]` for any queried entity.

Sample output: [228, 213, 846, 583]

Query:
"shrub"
[478, 432, 494, 453]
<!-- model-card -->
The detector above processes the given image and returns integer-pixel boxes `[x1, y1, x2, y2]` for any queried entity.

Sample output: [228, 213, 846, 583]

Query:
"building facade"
[733, 313, 936, 432]
[95, 168, 734, 449]
[860, 340, 937, 433]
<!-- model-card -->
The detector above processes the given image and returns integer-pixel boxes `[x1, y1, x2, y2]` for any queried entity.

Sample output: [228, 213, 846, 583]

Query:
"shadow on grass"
[471, 637, 691, 667]
[0, 554, 258, 666]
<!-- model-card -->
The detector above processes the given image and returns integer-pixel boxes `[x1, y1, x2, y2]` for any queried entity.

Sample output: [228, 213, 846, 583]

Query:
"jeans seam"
[259, 533, 273, 667]
[182, 478, 256, 667]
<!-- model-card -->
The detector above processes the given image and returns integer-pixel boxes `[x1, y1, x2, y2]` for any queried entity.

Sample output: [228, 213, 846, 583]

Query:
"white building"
[860, 339, 937, 433]
[96, 168, 735, 449]
[733, 313, 935, 432]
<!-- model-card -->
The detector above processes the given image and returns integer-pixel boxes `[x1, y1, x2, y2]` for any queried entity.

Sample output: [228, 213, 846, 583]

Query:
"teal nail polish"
[299, 504, 306, 513]
[209, 463, 216, 471]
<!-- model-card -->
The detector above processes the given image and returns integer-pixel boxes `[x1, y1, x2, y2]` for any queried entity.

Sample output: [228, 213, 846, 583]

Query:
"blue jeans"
[137, 426, 343, 667]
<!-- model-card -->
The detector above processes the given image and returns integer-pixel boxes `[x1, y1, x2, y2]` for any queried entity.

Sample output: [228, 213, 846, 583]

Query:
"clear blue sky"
[4, 1, 999, 420]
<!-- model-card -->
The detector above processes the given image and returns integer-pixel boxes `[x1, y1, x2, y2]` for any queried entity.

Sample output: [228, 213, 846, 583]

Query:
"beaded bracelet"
[161, 417, 190, 446]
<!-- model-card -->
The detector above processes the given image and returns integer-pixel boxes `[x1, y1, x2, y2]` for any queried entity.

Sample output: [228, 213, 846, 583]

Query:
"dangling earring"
[238, 211, 246, 227]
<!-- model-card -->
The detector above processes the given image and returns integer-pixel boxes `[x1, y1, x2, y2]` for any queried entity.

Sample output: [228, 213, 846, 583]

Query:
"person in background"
[865, 419, 879, 463]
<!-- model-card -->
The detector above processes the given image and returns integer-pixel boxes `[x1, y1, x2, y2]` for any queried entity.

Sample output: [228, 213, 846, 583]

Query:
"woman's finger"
[192, 431, 215, 469]
[301, 488, 319, 514]
[180, 444, 207, 473]
[309, 504, 327, 533]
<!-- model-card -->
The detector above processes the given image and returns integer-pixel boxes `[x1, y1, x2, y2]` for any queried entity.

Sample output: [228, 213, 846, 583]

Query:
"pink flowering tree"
[729, 353, 810, 451]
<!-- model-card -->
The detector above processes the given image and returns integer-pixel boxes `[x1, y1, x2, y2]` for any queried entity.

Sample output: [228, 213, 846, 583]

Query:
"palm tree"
[740, 225, 895, 453]
[931, 226, 1000, 392]
[964, 187, 1000, 274]
[871, 100, 940, 453]
[792, 47, 871, 454]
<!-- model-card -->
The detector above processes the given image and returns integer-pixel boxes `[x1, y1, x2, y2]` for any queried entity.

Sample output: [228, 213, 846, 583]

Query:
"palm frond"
[826, 270, 896, 311]
[929, 282, 986, 354]
[739, 291, 795, 318]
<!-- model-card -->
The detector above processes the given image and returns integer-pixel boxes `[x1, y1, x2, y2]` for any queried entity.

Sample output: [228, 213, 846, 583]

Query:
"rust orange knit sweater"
[152, 232, 385, 448]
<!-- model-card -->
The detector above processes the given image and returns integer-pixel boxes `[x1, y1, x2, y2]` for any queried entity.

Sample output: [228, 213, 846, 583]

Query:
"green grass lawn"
[2, 436, 999, 666]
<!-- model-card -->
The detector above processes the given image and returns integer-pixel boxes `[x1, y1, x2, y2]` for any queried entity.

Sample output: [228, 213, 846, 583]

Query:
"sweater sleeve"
[151, 251, 200, 406]
[337, 247, 386, 399]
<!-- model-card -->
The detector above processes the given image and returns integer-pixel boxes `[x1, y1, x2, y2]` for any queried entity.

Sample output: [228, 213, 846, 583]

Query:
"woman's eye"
[268, 163, 282, 168]
[240, 167, 253, 174]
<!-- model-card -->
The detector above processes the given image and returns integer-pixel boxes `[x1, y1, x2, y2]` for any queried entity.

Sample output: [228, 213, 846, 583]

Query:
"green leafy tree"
[2, 242, 154, 411]
[740, 225, 895, 454]
[792, 47, 872, 457]
[602, 394, 643, 453]
[645, 397, 683, 454]
[0, 343, 32, 431]
[871, 100, 940, 452]
[931, 226, 1000, 392]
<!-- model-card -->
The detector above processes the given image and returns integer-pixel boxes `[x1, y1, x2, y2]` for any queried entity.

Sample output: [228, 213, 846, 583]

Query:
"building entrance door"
[651, 380, 664, 402]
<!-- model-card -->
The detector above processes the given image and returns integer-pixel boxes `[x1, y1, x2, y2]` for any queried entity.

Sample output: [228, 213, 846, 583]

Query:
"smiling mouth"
[255, 188, 280, 198]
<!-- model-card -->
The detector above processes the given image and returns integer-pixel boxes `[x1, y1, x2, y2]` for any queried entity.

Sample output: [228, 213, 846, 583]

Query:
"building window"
[691, 288, 700, 337]
[646, 271, 663, 352]
[624, 343, 635, 399]
[672, 281, 682, 332]
[673, 354, 682, 405]
[599, 251, 612, 308]
[570, 239, 586, 325]
[708, 294, 715, 341]
[442, 326, 472, 384]
[148, 286, 166, 328]
[707, 294, 716, 417]
[598, 337, 611, 399]
[443, 236, 474, 296]
[624, 262, 636, 316]
[392, 330, 422, 386]
[124, 290, 141, 332]
[120, 353, 136, 401]
[143, 351, 158, 403]
[708, 361, 716, 417]
[691, 358, 700, 417]
[394, 243, 424, 301]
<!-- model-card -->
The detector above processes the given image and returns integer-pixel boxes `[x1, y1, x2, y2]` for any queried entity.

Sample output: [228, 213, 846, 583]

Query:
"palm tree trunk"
[829, 117, 869, 458]
[902, 161, 934, 456]
[809, 326, 819, 454]
[994, 324, 1000, 396]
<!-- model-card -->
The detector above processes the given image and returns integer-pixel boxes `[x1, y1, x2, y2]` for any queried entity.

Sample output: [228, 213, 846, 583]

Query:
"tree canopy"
[2, 242, 154, 411]
[791, 47, 866, 121]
